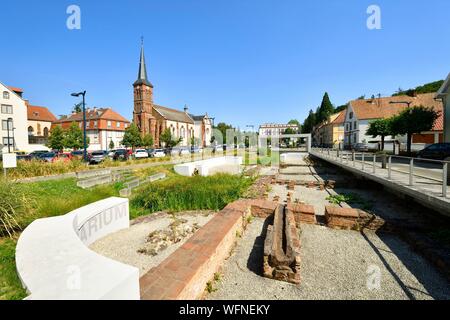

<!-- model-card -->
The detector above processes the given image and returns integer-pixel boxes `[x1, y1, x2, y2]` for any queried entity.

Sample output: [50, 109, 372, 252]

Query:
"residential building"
[437, 73, 450, 142]
[132, 43, 212, 147]
[27, 102, 57, 150]
[0, 83, 29, 153]
[343, 93, 443, 149]
[258, 123, 299, 137]
[53, 107, 130, 151]
[313, 110, 345, 148]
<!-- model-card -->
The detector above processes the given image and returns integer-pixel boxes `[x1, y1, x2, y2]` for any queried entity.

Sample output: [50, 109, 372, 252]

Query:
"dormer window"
[3, 91, 9, 99]
[349, 112, 354, 119]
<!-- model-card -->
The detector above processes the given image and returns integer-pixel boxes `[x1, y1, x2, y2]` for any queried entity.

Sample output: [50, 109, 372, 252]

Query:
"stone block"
[287, 203, 316, 226]
[77, 174, 112, 189]
[263, 204, 301, 285]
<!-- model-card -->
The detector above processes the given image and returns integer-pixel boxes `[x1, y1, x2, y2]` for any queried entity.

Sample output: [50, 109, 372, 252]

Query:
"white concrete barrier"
[15, 197, 140, 300]
[280, 152, 307, 164]
[174, 156, 243, 176]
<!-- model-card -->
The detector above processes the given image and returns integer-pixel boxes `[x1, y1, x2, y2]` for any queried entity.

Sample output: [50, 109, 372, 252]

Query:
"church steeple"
[133, 38, 153, 87]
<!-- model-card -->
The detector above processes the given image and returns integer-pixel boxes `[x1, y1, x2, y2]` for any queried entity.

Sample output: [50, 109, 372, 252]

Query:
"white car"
[153, 149, 166, 158]
[180, 148, 190, 156]
[134, 149, 149, 159]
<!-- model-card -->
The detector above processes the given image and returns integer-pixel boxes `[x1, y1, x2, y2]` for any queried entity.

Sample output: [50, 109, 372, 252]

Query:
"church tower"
[133, 40, 156, 139]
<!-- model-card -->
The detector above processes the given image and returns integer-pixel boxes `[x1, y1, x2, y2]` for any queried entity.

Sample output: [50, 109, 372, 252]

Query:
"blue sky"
[1, 0, 449, 129]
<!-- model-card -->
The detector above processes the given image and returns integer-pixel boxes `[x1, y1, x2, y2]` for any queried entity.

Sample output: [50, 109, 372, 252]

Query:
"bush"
[131, 174, 253, 214]
[0, 179, 35, 237]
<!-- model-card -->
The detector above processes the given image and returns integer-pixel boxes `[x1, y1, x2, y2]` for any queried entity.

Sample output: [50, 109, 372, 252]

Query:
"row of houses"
[312, 91, 445, 151]
[0, 82, 132, 154]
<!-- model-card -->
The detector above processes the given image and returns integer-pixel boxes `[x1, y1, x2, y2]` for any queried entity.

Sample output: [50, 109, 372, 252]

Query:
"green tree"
[64, 122, 87, 150]
[214, 122, 233, 144]
[390, 105, 439, 155]
[142, 134, 154, 148]
[122, 123, 142, 149]
[302, 110, 316, 133]
[366, 118, 392, 151]
[160, 128, 182, 148]
[288, 119, 301, 132]
[73, 103, 82, 113]
[109, 139, 115, 150]
[316, 92, 335, 125]
[46, 125, 65, 151]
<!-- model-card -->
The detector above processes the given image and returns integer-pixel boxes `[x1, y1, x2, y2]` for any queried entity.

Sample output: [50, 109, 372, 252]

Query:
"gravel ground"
[207, 219, 450, 300]
[90, 211, 215, 276]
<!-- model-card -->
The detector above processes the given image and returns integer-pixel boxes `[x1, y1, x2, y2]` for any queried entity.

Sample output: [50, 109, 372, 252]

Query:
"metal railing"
[311, 147, 450, 198]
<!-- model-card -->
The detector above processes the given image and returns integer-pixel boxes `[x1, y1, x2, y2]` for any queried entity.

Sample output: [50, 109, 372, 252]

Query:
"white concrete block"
[15, 197, 140, 300]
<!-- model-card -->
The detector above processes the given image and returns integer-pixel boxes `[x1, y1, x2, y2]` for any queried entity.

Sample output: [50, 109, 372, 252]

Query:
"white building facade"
[0, 83, 29, 154]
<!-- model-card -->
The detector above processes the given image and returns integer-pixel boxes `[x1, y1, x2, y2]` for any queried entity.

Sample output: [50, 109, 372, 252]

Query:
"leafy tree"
[142, 134, 154, 148]
[316, 92, 334, 125]
[334, 104, 347, 113]
[366, 118, 392, 151]
[64, 122, 87, 150]
[160, 128, 182, 148]
[288, 119, 301, 132]
[214, 122, 234, 144]
[46, 125, 65, 151]
[390, 105, 439, 154]
[302, 110, 316, 133]
[73, 103, 82, 113]
[283, 127, 296, 146]
[122, 123, 142, 149]
[392, 80, 444, 97]
[109, 139, 115, 150]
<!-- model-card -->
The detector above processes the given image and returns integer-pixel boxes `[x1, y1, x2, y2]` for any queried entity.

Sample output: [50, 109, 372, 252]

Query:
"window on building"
[2, 137, 14, 146]
[349, 112, 353, 119]
[43, 127, 49, 137]
[107, 121, 112, 128]
[349, 123, 352, 131]
[1, 104, 13, 114]
[3, 91, 10, 99]
[27, 126, 34, 135]
[180, 126, 185, 138]
[2, 120, 11, 131]
[354, 121, 357, 129]
[86, 122, 90, 128]
[94, 121, 98, 128]
[116, 121, 120, 128]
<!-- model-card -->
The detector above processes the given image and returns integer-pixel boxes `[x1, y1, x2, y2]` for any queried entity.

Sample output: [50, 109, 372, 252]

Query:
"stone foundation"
[287, 203, 316, 226]
[263, 205, 301, 285]
[325, 206, 385, 231]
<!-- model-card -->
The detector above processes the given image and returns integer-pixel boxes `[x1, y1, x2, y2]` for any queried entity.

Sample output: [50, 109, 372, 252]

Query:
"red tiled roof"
[27, 105, 57, 122]
[7, 86, 24, 93]
[54, 108, 130, 123]
[331, 110, 346, 124]
[349, 93, 443, 120]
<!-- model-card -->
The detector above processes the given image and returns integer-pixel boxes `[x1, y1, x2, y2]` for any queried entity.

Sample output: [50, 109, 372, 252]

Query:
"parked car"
[180, 147, 190, 156]
[71, 150, 85, 159]
[134, 149, 149, 159]
[153, 149, 166, 158]
[352, 143, 370, 152]
[191, 146, 202, 154]
[38, 152, 58, 162]
[417, 143, 450, 161]
[29, 150, 49, 159]
[54, 152, 73, 163]
[170, 147, 181, 156]
[89, 150, 108, 164]
[108, 149, 116, 158]
[112, 149, 129, 161]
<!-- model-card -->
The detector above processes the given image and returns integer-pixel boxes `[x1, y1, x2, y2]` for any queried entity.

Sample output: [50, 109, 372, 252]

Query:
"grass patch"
[131, 174, 254, 217]
[326, 193, 374, 211]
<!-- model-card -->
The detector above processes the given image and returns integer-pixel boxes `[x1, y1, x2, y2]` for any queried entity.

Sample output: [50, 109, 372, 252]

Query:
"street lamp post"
[6, 118, 12, 153]
[71, 91, 87, 162]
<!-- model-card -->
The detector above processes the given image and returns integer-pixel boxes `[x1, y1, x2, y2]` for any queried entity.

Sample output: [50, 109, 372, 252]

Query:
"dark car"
[417, 143, 450, 161]
[352, 143, 370, 152]
[71, 150, 85, 159]
[38, 152, 57, 162]
[29, 150, 49, 159]
[112, 149, 129, 161]
[89, 150, 107, 164]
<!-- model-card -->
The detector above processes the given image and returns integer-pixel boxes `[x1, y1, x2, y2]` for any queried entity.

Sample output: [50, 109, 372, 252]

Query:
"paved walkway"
[310, 150, 450, 217]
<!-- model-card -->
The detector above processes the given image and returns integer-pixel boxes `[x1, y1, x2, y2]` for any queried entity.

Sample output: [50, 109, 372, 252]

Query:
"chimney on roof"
[184, 104, 188, 113]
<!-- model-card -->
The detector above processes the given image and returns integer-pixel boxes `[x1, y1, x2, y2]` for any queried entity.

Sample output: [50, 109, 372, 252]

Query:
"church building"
[132, 43, 212, 147]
